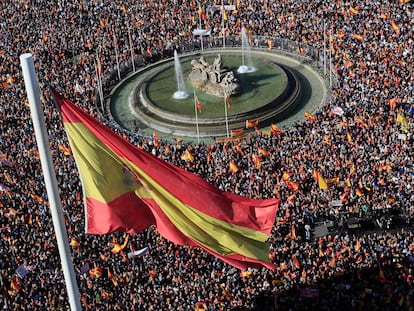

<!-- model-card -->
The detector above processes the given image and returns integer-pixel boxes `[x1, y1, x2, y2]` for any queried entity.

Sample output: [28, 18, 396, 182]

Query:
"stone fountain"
[188, 54, 241, 97]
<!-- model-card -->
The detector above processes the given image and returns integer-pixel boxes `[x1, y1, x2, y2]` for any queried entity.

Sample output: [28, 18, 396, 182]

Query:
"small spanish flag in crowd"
[252, 154, 261, 169]
[258, 147, 269, 157]
[349, 7, 359, 14]
[89, 267, 104, 279]
[180, 149, 194, 162]
[304, 111, 316, 122]
[313, 170, 328, 190]
[352, 33, 363, 41]
[270, 123, 283, 135]
[229, 160, 239, 173]
[194, 301, 207, 311]
[107, 269, 118, 286]
[355, 188, 363, 197]
[246, 118, 259, 129]
[267, 39, 273, 50]
[391, 20, 400, 36]
[292, 254, 301, 269]
[231, 128, 245, 138]
[10, 279, 20, 292]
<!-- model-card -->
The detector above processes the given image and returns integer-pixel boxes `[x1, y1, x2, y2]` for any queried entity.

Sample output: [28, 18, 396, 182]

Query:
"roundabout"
[108, 48, 327, 141]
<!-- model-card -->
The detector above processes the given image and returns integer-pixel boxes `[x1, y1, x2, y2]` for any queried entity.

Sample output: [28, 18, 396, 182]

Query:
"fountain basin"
[129, 52, 300, 137]
[109, 48, 327, 141]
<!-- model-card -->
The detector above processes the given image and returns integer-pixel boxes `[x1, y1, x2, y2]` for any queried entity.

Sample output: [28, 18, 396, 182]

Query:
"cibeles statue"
[188, 54, 241, 97]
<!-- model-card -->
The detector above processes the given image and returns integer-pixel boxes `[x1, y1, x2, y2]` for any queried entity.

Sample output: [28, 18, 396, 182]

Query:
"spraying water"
[237, 27, 257, 74]
[173, 50, 189, 99]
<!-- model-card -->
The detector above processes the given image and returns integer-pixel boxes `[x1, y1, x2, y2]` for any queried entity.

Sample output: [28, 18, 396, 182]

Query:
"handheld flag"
[246, 119, 259, 129]
[313, 170, 328, 190]
[221, 1, 228, 21]
[229, 160, 239, 173]
[391, 20, 400, 36]
[52, 89, 278, 270]
[352, 33, 363, 41]
[349, 7, 359, 14]
[304, 111, 316, 122]
[231, 128, 245, 138]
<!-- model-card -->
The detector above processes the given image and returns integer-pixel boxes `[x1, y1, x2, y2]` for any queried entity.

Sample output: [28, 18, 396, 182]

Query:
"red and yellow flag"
[10, 279, 20, 292]
[195, 95, 202, 113]
[180, 149, 194, 162]
[89, 267, 103, 279]
[349, 7, 359, 14]
[107, 269, 118, 286]
[258, 148, 269, 157]
[292, 254, 301, 269]
[313, 170, 328, 190]
[198, 5, 206, 20]
[231, 128, 245, 138]
[270, 123, 283, 135]
[195, 301, 207, 311]
[352, 33, 363, 41]
[282, 173, 300, 192]
[304, 111, 316, 122]
[246, 118, 259, 129]
[252, 154, 261, 169]
[110, 234, 128, 254]
[70, 237, 80, 250]
[229, 160, 239, 173]
[291, 224, 296, 240]
[52, 90, 278, 270]
[354, 115, 369, 129]
[221, 2, 228, 21]
[267, 39, 273, 50]
[391, 20, 400, 36]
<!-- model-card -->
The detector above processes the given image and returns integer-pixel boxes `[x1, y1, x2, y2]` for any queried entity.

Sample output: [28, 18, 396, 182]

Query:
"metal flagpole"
[221, 0, 226, 49]
[19, 53, 82, 311]
[224, 93, 229, 138]
[323, 21, 326, 76]
[127, 25, 135, 72]
[194, 90, 200, 144]
[199, 4, 204, 51]
[329, 33, 333, 87]
[95, 56, 104, 113]
[113, 27, 121, 80]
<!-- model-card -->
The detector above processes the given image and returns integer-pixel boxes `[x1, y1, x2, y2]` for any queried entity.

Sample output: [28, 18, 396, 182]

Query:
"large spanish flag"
[52, 90, 278, 270]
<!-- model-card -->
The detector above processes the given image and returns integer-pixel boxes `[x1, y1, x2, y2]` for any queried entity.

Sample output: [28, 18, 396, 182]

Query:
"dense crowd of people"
[0, 0, 413, 310]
